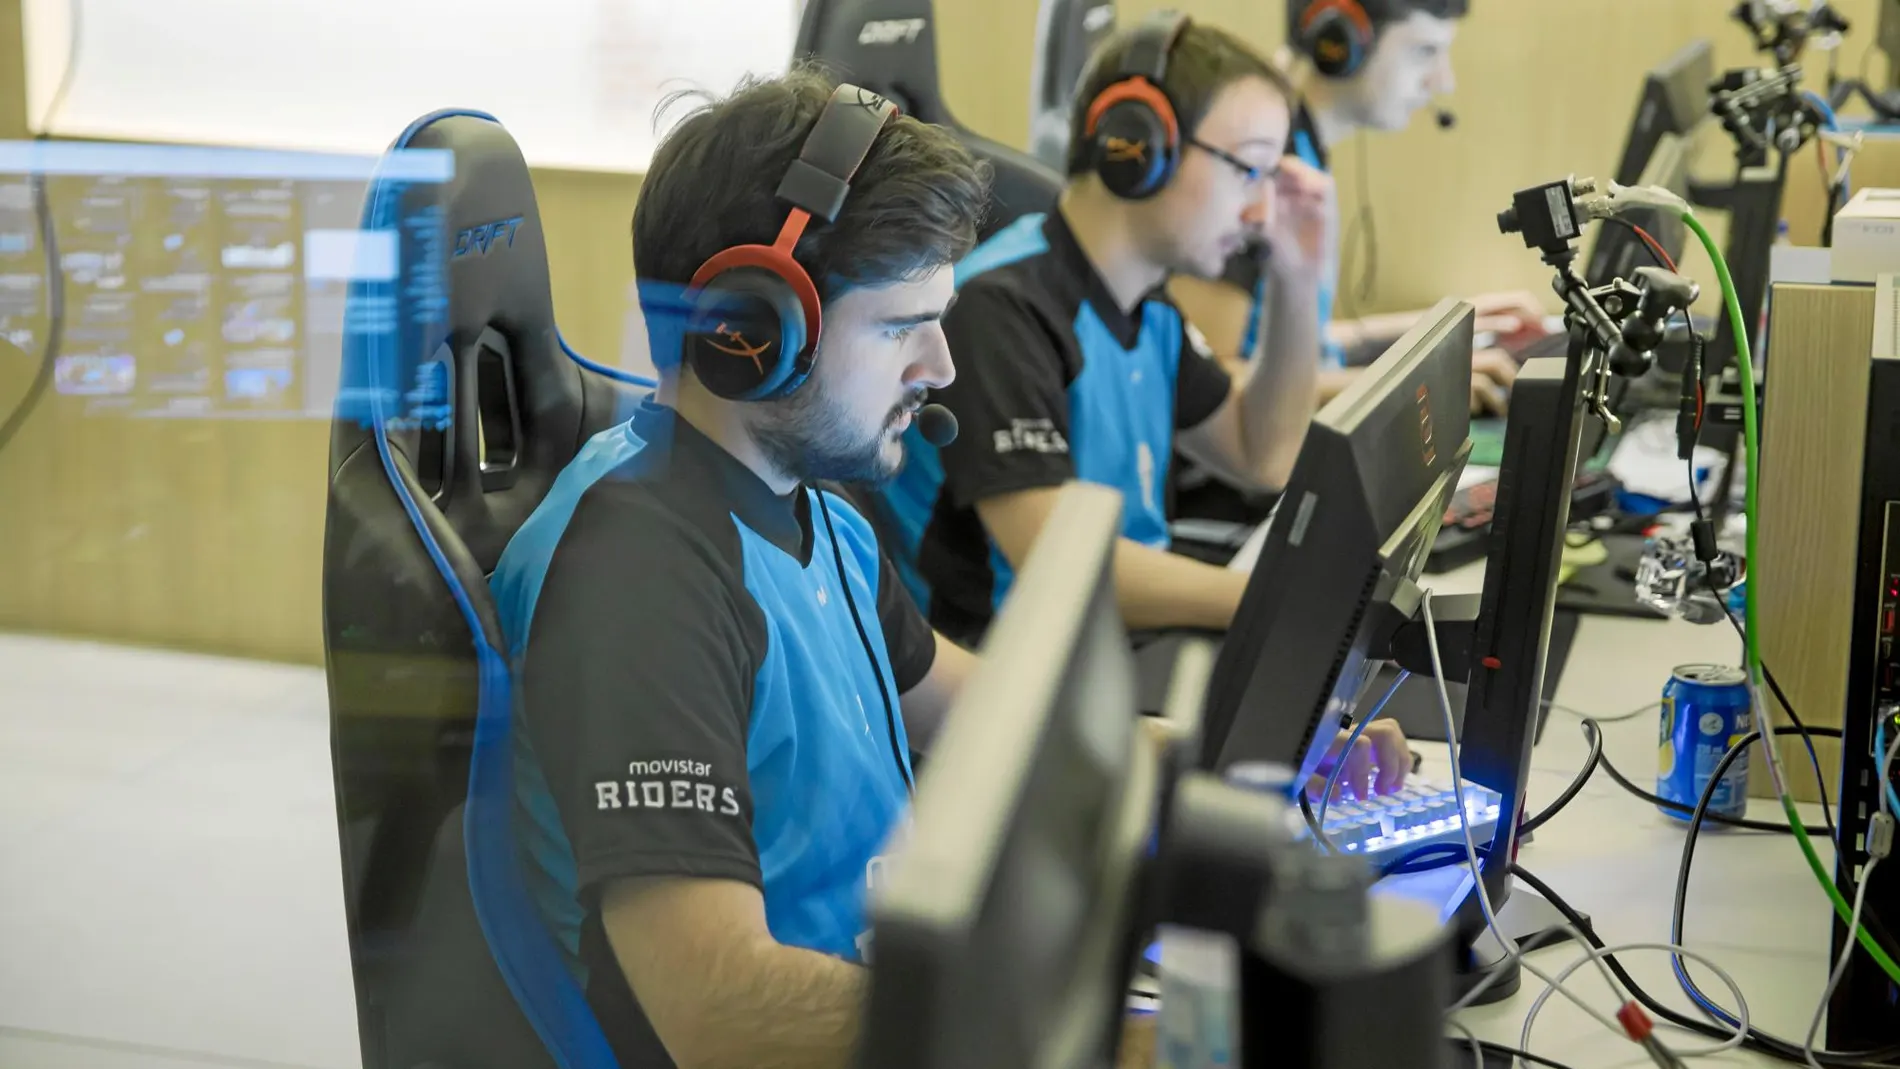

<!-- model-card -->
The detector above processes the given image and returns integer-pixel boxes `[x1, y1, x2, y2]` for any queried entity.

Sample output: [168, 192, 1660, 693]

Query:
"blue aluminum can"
[1658, 664, 1754, 822]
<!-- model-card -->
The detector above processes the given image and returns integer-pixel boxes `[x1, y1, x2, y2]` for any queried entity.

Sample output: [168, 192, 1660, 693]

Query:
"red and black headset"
[1082, 10, 1190, 201]
[683, 83, 898, 402]
[1296, 0, 1382, 79]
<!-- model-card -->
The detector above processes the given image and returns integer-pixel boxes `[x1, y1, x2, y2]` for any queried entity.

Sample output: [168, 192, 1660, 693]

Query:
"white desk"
[1417, 568, 1839, 1067]
[0, 576, 1849, 1069]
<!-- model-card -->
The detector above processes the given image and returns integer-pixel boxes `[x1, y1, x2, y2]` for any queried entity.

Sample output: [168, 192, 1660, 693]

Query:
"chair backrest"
[796, 0, 1063, 239]
[322, 111, 625, 1069]
[1029, 0, 1118, 170]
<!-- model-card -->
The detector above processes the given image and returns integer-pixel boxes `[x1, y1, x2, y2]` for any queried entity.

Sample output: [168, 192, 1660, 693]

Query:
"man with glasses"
[876, 15, 1334, 643]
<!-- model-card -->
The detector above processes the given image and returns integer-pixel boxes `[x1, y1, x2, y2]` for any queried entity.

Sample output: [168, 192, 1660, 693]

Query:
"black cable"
[814, 492, 913, 795]
[1473, 1040, 1582, 1069]
[1672, 729, 1900, 1048]
[1519, 713, 1603, 835]
[0, 166, 64, 460]
[1511, 862, 1900, 1067]
[1687, 436, 1838, 842]
[1590, 718, 1834, 834]
[0, 0, 79, 461]
[1595, 214, 1673, 271]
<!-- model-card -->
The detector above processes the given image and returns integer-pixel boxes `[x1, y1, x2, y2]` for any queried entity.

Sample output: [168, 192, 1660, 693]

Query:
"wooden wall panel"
[0, 0, 1887, 664]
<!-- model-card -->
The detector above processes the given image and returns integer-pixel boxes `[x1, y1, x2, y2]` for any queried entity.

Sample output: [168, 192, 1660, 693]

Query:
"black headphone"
[683, 84, 898, 402]
[1296, 0, 1383, 78]
[1083, 11, 1190, 200]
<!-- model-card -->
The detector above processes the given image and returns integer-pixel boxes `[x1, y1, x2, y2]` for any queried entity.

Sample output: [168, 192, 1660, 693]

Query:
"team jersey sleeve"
[933, 280, 1077, 510]
[876, 545, 938, 693]
[1175, 313, 1235, 431]
[520, 489, 762, 897]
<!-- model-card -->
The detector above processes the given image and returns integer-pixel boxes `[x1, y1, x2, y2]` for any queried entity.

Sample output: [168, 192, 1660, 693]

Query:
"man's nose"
[908, 325, 956, 390]
[1431, 56, 1456, 97]
[1242, 183, 1275, 232]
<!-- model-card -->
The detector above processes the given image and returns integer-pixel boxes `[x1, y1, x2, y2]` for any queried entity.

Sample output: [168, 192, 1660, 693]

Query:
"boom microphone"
[917, 403, 958, 447]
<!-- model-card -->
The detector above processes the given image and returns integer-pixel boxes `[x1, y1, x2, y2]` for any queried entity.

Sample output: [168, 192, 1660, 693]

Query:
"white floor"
[0, 633, 361, 1069]
[0, 610, 1849, 1069]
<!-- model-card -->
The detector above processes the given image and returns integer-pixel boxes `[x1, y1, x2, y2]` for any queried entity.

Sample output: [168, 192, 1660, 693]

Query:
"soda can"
[1657, 664, 1754, 822]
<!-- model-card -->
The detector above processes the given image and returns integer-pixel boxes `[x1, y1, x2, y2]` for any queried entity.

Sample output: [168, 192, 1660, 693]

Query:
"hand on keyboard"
[1306, 720, 1410, 801]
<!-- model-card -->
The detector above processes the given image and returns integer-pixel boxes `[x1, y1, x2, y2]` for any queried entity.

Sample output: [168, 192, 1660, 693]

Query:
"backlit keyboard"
[1310, 777, 1504, 861]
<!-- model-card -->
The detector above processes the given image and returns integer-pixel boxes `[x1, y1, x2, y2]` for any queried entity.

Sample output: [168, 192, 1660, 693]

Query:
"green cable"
[1682, 209, 1900, 986]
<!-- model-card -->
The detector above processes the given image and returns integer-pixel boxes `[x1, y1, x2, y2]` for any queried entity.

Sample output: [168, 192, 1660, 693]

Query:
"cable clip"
[1617, 1001, 1655, 1042]
[1870, 812, 1894, 860]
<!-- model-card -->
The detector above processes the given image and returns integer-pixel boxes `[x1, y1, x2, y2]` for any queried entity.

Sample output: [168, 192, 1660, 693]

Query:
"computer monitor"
[1200, 299, 1474, 785]
[1586, 131, 1690, 288]
[1029, 0, 1117, 170]
[859, 481, 1157, 1069]
[0, 140, 451, 424]
[1610, 39, 1713, 189]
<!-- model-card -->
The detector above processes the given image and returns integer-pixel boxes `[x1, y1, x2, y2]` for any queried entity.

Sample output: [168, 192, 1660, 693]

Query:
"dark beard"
[750, 386, 916, 487]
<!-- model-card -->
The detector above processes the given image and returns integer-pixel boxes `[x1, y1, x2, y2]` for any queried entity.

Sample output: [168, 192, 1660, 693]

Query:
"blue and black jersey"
[489, 399, 934, 1068]
[879, 209, 1233, 644]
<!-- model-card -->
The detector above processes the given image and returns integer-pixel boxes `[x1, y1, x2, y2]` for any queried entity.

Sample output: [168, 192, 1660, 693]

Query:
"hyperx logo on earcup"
[707, 323, 773, 373]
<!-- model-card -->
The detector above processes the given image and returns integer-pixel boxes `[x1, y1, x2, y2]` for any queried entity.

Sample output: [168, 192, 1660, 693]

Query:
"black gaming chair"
[322, 111, 632, 1069]
[796, 0, 1062, 238]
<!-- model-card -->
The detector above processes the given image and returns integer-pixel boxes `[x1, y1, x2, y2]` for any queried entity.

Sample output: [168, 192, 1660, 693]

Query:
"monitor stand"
[1453, 887, 1587, 1006]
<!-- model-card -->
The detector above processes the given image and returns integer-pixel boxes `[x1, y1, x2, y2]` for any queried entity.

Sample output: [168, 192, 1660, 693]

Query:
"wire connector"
[1579, 182, 1693, 221]
[1870, 812, 1895, 860]
[1618, 1001, 1655, 1041]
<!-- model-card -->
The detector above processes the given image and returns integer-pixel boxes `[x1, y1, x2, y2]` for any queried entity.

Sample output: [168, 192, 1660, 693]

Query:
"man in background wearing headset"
[1173, 0, 1550, 415]
[488, 68, 989, 1069]
[881, 15, 1347, 638]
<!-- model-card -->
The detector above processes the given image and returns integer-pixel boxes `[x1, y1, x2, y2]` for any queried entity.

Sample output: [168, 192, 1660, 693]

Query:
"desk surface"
[1194, 554, 1841, 1067]
[0, 563, 1847, 1069]
[1435, 592, 1833, 1067]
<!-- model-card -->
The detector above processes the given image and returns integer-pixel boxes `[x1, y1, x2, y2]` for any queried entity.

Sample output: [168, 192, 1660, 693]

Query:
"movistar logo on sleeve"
[593, 757, 741, 816]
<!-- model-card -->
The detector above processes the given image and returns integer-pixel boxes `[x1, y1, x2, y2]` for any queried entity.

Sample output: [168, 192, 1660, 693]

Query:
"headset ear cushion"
[1092, 101, 1175, 200]
[1306, 11, 1366, 78]
[686, 267, 810, 401]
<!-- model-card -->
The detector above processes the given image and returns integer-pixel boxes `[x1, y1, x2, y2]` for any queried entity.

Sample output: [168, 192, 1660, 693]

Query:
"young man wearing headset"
[1172, 0, 1551, 415]
[882, 16, 1330, 632]
[487, 69, 990, 1069]
[877, 15, 1409, 782]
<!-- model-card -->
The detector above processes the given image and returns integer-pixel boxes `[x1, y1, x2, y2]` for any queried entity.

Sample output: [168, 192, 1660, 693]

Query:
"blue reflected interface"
[0, 141, 452, 421]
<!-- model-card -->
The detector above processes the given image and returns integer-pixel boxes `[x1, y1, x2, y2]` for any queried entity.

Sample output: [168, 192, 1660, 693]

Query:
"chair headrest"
[332, 111, 619, 570]
[796, 0, 1062, 238]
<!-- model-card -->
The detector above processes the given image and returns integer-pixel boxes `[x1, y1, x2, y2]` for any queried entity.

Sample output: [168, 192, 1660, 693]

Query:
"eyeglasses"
[1188, 137, 1275, 186]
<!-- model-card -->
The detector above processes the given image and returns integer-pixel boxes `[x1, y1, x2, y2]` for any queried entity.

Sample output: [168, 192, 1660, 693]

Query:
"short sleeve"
[877, 547, 937, 693]
[1175, 314, 1234, 431]
[520, 489, 763, 896]
[934, 281, 1076, 510]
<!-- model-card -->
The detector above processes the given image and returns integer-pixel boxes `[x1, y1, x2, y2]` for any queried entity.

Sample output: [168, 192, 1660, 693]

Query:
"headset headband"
[1122, 10, 1189, 85]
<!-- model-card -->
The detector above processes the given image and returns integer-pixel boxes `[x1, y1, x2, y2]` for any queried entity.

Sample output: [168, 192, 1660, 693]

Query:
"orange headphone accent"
[1297, 0, 1378, 79]
[1082, 10, 1190, 200]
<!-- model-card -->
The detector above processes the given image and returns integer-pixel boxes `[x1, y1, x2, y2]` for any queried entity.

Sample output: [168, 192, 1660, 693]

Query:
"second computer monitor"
[859, 481, 1156, 1069]
[1586, 130, 1690, 288]
[1611, 38, 1712, 189]
[1201, 301, 1474, 784]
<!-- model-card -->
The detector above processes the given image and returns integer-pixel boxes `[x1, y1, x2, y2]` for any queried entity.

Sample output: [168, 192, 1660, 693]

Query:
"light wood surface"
[0, 0, 1889, 662]
[1750, 282, 1875, 802]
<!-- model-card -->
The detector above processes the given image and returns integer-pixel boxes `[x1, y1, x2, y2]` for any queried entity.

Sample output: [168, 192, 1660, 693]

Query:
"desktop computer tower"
[1764, 278, 1900, 1047]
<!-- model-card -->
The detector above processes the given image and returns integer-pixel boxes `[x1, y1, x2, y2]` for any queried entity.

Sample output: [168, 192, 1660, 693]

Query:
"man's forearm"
[1115, 536, 1246, 632]
[603, 877, 869, 1069]
[1237, 272, 1322, 488]
[653, 937, 865, 1069]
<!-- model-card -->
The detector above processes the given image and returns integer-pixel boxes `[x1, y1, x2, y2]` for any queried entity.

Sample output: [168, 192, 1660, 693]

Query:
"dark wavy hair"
[633, 63, 992, 303]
